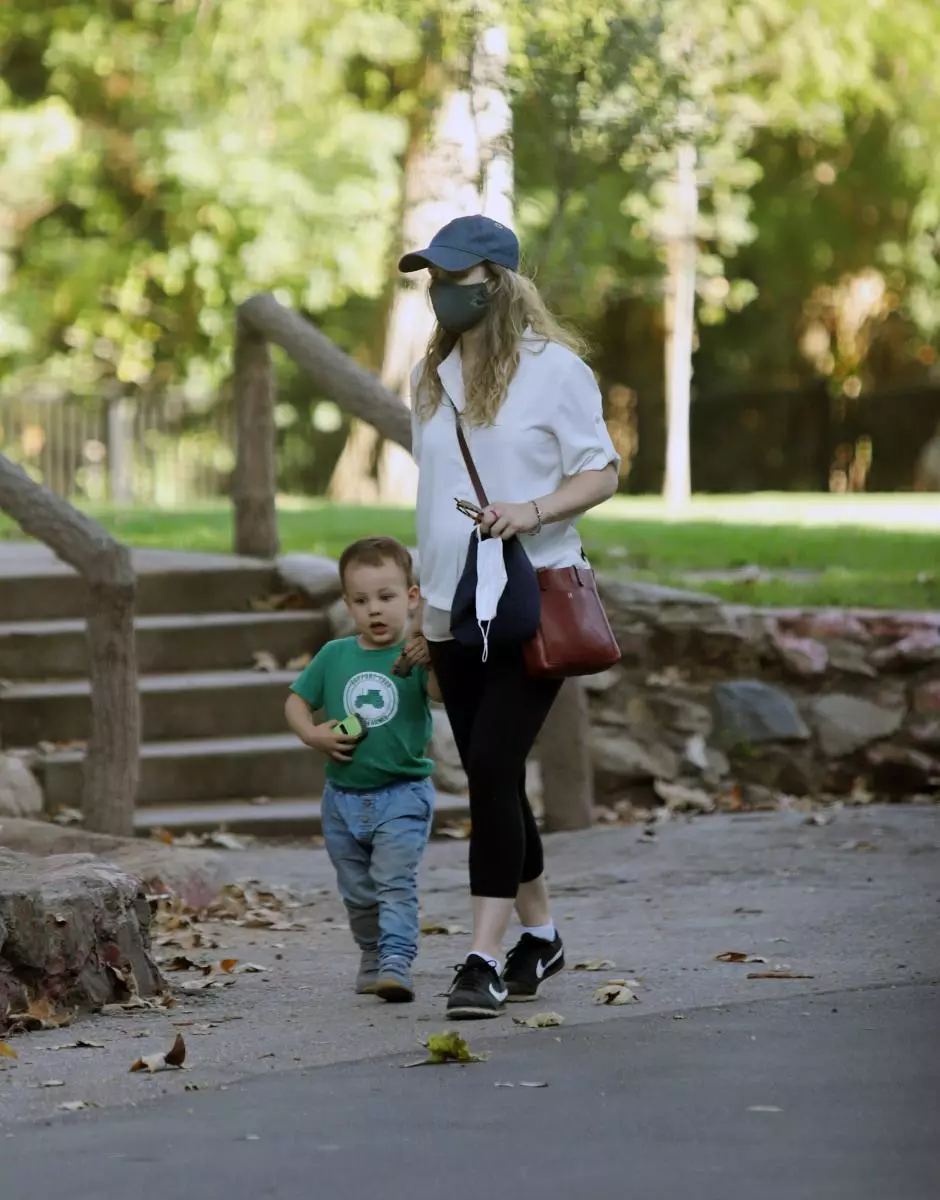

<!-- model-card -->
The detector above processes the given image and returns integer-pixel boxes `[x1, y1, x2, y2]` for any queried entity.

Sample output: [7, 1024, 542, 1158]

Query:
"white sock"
[467, 951, 501, 974]
[522, 922, 556, 943]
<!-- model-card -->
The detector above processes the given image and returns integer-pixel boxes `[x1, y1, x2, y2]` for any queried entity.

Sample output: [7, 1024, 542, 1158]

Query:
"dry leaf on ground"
[0, 1042, 18, 1059]
[420, 922, 466, 936]
[252, 650, 280, 673]
[519, 1081, 549, 1088]
[51, 1039, 105, 1051]
[51, 806, 85, 826]
[714, 951, 768, 964]
[40, 1080, 65, 1088]
[206, 831, 247, 851]
[572, 959, 615, 972]
[130, 1033, 187, 1074]
[286, 653, 312, 671]
[512, 1012, 565, 1029]
[435, 821, 472, 840]
[7, 997, 72, 1032]
[593, 984, 639, 1006]
[654, 780, 715, 813]
[747, 972, 815, 980]
[57, 1100, 93, 1112]
[405, 1030, 487, 1067]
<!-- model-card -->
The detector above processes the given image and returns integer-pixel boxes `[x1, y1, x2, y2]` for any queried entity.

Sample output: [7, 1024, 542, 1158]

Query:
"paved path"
[4, 984, 937, 1200]
[1, 804, 938, 1196]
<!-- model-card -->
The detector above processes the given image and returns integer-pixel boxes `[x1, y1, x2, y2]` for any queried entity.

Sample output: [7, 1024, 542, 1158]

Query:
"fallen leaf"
[733, 908, 763, 916]
[405, 1030, 486, 1067]
[572, 959, 615, 972]
[252, 650, 280, 672]
[249, 593, 292, 612]
[286, 653, 312, 671]
[7, 997, 72, 1032]
[40, 1080, 65, 1088]
[714, 951, 768, 964]
[804, 811, 835, 826]
[162, 955, 201, 972]
[838, 840, 878, 852]
[250, 795, 272, 806]
[234, 963, 267, 974]
[179, 975, 236, 993]
[51, 806, 85, 827]
[747, 972, 815, 980]
[206, 831, 246, 851]
[593, 984, 639, 1006]
[0, 1042, 18, 1060]
[494, 1082, 515, 1088]
[512, 1012, 565, 1029]
[519, 1081, 549, 1088]
[654, 780, 715, 813]
[130, 1033, 187, 1074]
[748, 1105, 783, 1113]
[202, 959, 239, 976]
[57, 1100, 94, 1112]
[51, 1040, 105, 1051]
[420, 922, 466, 936]
[435, 820, 472, 841]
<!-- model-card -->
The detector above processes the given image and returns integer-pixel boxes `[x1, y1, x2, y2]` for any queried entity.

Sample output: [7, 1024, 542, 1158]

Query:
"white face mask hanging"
[474, 531, 507, 662]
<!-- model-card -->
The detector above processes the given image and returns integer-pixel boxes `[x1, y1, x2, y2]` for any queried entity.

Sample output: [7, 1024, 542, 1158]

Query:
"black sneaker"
[445, 955, 507, 1020]
[502, 932, 565, 1002]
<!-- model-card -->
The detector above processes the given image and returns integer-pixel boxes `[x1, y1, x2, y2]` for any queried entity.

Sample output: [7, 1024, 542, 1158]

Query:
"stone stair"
[0, 544, 471, 838]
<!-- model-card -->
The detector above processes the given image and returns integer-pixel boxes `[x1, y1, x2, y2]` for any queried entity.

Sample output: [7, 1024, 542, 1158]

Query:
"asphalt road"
[4, 982, 938, 1200]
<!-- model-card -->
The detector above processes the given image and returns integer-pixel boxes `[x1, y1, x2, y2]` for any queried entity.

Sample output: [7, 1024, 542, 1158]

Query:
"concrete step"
[0, 610, 327, 680]
[2, 669, 302, 746]
[1, 547, 282, 621]
[133, 793, 470, 839]
[39, 733, 326, 809]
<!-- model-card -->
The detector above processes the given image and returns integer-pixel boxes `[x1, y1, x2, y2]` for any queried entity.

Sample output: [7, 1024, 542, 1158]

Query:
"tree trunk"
[233, 313, 279, 558]
[663, 142, 699, 513]
[0, 454, 140, 836]
[537, 680, 594, 832]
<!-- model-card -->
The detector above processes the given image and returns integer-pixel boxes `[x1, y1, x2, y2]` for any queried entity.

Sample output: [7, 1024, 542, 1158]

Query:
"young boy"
[285, 536, 440, 1004]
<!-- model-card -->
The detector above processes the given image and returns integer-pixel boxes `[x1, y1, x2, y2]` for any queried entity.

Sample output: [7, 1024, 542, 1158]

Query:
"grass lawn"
[2, 493, 938, 610]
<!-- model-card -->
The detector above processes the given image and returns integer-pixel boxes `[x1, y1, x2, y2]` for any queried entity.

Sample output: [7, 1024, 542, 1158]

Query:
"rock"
[598, 577, 720, 611]
[913, 680, 940, 715]
[826, 640, 877, 678]
[590, 730, 680, 783]
[276, 554, 343, 606]
[646, 694, 713, 735]
[787, 610, 872, 642]
[771, 632, 829, 677]
[0, 818, 229, 910]
[731, 745, 819, 796]
[712, 681, 810, 748]
[429, 708, 466, 795]
[871, 629, 940, 670]
[910, 720, 940, 750]
[0, 849, 164, 1023]
[812, 694, 905, 758]
[0, 753, 44, 818]
[865, 744, 940, 794]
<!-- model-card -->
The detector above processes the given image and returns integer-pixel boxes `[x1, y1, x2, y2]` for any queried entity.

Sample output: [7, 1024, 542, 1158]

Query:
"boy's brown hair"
[338, 536, 415, 591]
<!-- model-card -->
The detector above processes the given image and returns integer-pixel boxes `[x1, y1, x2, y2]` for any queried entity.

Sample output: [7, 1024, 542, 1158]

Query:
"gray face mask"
[429, 280, 491, 334]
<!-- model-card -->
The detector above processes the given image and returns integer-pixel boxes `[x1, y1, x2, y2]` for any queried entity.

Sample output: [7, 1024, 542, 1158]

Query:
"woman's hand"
[479, 501, 539, 540]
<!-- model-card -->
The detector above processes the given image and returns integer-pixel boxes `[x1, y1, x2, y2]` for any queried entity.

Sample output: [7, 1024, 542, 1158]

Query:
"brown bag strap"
[451, 403, 490, 509]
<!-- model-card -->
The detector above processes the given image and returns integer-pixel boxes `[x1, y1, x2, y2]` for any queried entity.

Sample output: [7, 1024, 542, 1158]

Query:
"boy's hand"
[306, 721, 358, 763]
[402, 633, 431, 669]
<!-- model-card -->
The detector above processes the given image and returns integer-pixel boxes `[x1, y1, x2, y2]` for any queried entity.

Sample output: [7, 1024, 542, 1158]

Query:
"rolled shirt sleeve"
[553, 356, 621, 478]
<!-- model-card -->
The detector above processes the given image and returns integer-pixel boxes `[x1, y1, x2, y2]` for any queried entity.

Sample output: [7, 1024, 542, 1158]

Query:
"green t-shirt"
[290, 637, 434, 792]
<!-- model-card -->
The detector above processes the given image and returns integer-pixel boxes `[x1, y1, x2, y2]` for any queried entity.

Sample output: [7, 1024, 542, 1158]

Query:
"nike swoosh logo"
[535, 947, 564, 980]
[488, 983, 509, 1002]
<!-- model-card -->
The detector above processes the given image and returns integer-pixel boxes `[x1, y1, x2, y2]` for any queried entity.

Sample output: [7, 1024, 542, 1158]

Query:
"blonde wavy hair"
[416, 265, 588, 427]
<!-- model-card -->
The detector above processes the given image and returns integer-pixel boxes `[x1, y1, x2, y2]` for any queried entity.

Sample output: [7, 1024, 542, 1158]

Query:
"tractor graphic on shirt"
[343, 672, 399, 729]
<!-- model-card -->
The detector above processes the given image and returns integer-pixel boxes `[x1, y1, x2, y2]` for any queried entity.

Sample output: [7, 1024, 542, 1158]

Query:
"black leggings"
[429, 640, 562, 898]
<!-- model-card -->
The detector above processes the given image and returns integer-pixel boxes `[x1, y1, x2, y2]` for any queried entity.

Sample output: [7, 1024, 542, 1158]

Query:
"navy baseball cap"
[399, 214, 520, 274]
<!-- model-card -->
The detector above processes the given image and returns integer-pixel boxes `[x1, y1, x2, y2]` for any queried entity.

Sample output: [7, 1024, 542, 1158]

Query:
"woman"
[401, 215, 620, 1019]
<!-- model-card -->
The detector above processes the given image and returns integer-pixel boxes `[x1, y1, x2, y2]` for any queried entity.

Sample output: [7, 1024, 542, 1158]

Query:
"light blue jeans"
[321, 778, 435, 965]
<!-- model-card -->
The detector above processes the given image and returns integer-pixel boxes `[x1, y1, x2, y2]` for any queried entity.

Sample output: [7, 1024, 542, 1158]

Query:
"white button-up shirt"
[411, 335, 620, 640]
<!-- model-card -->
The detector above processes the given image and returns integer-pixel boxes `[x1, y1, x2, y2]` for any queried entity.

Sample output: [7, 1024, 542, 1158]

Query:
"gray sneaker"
[355, 949, 380, 994]
[374, 956, 415, 1003]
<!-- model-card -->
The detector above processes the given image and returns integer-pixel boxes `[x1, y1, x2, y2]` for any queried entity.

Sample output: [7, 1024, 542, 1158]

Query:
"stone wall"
[279, 558, 940, 810]
[591, 578, 940, 809]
